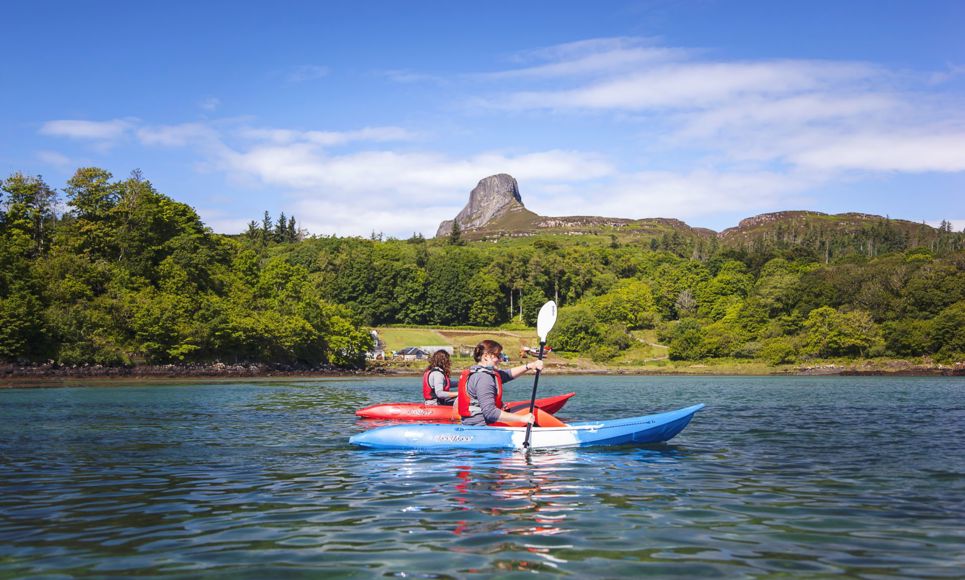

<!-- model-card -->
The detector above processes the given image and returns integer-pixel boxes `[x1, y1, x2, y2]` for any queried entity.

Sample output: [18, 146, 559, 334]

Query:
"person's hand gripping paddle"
[523, 301, 557, 449]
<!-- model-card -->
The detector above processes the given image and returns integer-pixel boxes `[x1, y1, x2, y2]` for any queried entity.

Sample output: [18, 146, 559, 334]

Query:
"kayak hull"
[349, 403, 704, 450]
[355, 392, 575, 422]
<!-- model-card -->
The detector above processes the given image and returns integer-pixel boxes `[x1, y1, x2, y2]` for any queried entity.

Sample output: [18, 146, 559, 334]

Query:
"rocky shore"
[0, 361, 389, 385]
[793, 361, 965, 376]
[3, 357, 962, 386]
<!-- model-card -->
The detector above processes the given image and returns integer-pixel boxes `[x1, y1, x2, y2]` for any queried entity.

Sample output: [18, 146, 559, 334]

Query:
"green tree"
[129, 287, 200, 362]
[63, 167, 120, 259]
[468, 271, 503, 326]
[552, 304, 602, 353]
[932, 300, 965, 361]
[449, 221, 463, 246]
[519, 287, 548, 326]
[590, 322, 632, 361]
[275, 212, 288, 243]
[804, 306, 883, 358]
[1, 172, 57, 256]
[882, 318, 934, 356]
[668, 318, 706, 360]
[262, 211, 272, 245]
[750, 258, 805, 317]
[592, 278, 659, 329]
[901, 262, 965, 318]
[395, 265, 430, 324]
[698, 260, 753, 321]
[425, 247, 479, 325]
[760, 336, 800, 365]
[0, 289, 44, 360]
[287, 215, 297, 242]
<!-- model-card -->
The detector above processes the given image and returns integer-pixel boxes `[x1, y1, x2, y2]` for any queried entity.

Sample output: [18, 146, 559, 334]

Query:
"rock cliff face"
[435, 173, 703, 240]
[436, 175, 937, 246]
[436, 174, 525, 237]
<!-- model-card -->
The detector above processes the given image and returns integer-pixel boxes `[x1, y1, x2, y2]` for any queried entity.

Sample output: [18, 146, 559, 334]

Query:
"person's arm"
[505, 359, 543, 380]
[430, 371, 456, 399]
[478, 374, 534, 424]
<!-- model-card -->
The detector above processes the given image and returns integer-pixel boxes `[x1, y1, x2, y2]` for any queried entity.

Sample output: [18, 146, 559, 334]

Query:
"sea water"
[1, 375, 963, 577]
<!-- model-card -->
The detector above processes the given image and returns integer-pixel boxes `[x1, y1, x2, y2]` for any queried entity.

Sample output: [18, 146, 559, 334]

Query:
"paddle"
[523, 300, 558, 449]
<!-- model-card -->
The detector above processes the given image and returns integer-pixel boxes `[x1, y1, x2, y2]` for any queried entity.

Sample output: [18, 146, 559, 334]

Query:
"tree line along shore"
[1, 168, 963, 376]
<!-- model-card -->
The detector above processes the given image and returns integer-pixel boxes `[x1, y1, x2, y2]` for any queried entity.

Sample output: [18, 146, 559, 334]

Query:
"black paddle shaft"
[522, 341, 546, 449]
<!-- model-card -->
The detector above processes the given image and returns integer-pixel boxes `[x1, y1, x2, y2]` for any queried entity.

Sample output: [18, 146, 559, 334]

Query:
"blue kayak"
[349, 403, 704, 450]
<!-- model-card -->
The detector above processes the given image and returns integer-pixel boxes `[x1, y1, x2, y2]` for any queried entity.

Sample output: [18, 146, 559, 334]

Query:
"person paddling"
[458, 340, 541, 426]
[423, 350, 457, 406]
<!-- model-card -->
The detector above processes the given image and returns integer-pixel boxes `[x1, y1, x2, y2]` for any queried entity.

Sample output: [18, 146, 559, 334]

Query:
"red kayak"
[355, 392, 576, 422]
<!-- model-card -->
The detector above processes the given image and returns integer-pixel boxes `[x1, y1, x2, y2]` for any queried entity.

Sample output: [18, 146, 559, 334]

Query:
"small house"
[395, 346, 430, 361]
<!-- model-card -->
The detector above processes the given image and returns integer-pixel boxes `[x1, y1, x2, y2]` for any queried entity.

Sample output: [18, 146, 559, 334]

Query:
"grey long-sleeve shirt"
[461, 366, 514, 425]
[426, 369, 450, 403]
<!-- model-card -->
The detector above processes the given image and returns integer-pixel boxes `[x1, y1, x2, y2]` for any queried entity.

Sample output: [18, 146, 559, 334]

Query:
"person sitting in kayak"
[458, 339, 541, 426]
[423, 350, 456, 406]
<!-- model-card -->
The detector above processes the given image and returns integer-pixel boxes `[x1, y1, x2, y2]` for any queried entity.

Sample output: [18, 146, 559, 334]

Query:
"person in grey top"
[423, 350, 457, 405]
[459, 339, 542, 426]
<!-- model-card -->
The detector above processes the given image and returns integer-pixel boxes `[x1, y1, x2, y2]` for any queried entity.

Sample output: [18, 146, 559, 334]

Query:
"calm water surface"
[1, 376, 963, 578]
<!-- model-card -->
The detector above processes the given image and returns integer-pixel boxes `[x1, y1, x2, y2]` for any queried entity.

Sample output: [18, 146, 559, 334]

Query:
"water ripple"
[1, 376, 963, 577]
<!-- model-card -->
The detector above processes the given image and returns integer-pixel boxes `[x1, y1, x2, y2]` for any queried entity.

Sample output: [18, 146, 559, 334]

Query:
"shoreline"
[0, 362, 385, 388]
[2, 359, 963, 387]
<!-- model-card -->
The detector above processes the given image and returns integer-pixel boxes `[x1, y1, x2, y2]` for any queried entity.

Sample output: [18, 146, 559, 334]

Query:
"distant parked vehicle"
[519, 345, 552, 358]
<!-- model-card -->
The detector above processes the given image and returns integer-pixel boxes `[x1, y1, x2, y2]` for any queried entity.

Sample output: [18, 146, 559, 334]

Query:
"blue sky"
[2, 0, 964, 237]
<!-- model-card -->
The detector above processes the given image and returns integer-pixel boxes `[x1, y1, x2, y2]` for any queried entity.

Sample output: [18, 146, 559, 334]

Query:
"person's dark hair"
[473, 339, 503, 363]
[427, 350, 451, 376]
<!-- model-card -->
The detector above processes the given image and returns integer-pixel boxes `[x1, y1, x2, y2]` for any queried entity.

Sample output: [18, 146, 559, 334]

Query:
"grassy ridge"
[374, 328, 449, 351]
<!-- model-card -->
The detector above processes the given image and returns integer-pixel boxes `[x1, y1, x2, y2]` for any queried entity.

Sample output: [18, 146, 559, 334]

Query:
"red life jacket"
[422, 367, 451, 401]
[457, 367, 503, 418]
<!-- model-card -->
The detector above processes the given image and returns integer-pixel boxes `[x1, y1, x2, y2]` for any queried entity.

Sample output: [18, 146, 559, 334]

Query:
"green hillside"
[2, 167, 963, 372]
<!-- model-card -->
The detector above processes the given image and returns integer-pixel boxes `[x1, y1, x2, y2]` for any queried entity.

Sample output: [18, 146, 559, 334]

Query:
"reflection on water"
[452, 451, 581, 537]
[1, 376, 963, 577]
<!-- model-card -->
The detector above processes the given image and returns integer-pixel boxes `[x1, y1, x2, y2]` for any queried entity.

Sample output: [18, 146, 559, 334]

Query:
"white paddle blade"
[536, 301, 558, 343]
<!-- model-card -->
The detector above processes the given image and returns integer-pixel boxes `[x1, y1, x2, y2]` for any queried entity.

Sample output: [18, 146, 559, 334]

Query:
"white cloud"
[291, 198, 454, 238]
[528, 169, 814, 222]
[205, 135, 614, 235]
[928, 64, 965, 85]
[137, 123, 221, 147]
[486, 37, 689, 80]
[237, 125, 417, 146]
[673, 93, 900, 141]
[498, 60, 878, 111]
[286, 64, 330, 82]
[790, 131, 965, 172]
[219, 145, 612, 201]
[34, 37, 965, 237]
[39, 118, 135, 141]
[200, 97, 221, 111]
[380, 69, 446, 84]
[478, 38, 965, 178]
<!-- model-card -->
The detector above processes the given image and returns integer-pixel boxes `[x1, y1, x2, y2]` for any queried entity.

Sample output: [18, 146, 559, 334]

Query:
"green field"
[374, 328, 450, 352]
[375, 327, 542, 359]
[373, 325, 666, 370]
[370, 325, 952, 377]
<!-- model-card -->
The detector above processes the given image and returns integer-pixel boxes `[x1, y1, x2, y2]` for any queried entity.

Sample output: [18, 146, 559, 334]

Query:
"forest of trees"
[1, 168, 963, 368]
[0, 169, 372, 367]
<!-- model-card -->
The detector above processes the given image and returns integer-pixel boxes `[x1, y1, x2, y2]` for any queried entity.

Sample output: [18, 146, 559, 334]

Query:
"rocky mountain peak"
[436, 174, 526, 237]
